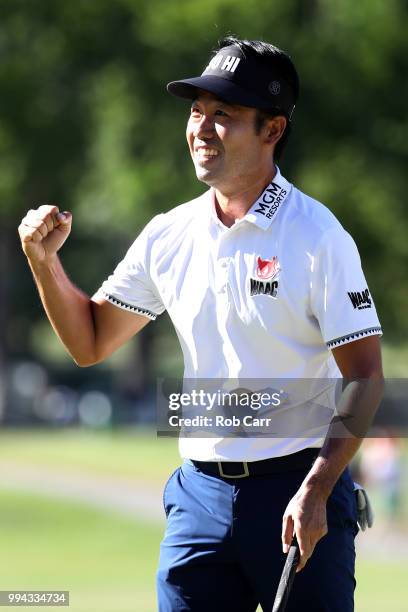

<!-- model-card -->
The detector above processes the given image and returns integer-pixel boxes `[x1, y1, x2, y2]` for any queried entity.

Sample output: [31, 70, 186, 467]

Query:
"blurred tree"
[1, 0, 407, 398]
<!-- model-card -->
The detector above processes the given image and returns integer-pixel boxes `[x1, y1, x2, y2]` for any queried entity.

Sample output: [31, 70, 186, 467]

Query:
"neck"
[214, 166, 277, 228]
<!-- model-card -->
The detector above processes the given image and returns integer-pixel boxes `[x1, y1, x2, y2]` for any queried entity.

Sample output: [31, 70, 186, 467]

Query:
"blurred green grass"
[0, 488, 405, 612]
[355, 561, 408, 612]
[0, 428, 180, 486]
[0, 428, 407, 611]
[0, 490, 162, 612]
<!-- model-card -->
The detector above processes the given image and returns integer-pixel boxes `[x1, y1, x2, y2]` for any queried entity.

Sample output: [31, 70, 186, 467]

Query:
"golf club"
[271, 535, 300, 612]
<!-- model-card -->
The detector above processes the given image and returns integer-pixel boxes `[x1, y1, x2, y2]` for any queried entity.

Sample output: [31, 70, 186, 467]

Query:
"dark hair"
[216, 36, 300, 160]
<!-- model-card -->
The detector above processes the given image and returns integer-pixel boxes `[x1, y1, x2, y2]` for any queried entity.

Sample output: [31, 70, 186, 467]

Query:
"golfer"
[19, 37, 384, 611]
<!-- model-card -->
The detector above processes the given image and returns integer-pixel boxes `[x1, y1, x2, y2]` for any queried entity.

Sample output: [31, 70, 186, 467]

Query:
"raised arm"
[18, 205, 150, 367]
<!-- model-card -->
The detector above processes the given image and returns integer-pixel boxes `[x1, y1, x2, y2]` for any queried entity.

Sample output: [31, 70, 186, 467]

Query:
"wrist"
[28, 254, 59, 275]
[300, 472, 333, 502]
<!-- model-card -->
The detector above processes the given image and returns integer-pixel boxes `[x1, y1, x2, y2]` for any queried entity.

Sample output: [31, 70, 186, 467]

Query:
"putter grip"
[272, 538, 300, 612]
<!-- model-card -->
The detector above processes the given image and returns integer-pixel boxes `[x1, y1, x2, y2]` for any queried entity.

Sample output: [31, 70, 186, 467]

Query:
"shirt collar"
[244, 166, 292, 230]
[206, 166, 292, 232]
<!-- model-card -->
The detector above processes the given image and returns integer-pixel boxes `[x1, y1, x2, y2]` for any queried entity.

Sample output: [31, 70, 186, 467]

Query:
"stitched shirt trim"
[102, 292, 157, 320]
[327, 326, 382, 349]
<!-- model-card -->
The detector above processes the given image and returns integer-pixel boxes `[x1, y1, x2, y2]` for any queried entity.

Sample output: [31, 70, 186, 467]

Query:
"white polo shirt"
[96, 168, 382, 461]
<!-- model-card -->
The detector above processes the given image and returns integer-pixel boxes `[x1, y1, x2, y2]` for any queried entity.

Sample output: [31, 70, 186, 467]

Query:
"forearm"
[301, 438, 361, 500]
[302, 376, 384, 499]
[28, 255, 96, 366]
[282, 340, 384, 568]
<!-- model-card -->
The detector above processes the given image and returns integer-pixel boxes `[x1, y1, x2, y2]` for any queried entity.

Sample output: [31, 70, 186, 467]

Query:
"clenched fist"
[18, 205, 72, 264]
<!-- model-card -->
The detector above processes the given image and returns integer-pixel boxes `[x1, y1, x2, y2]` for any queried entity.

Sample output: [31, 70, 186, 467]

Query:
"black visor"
[167, 45, 296, 118]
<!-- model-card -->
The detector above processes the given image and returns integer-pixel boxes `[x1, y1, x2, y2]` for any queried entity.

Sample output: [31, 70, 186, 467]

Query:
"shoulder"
[143, 190, 211, 240]
[285, 184, 355, 251]
[290, 186, 342, 233]
[115, 191, 210, 266]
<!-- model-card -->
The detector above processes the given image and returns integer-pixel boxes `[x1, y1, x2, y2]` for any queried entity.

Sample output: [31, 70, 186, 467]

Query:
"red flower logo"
[256, 256, 281, 280]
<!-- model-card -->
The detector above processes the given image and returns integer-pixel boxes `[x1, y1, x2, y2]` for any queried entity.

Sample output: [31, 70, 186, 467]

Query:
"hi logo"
[249, 256, 281, 298]
[254, 182, 287, 220]
[205, 54, 241, 73]
[347, 288, 372, 310]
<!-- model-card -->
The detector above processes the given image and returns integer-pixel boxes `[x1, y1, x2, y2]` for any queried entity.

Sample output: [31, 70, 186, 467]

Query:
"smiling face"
[186, 90, 276, 194]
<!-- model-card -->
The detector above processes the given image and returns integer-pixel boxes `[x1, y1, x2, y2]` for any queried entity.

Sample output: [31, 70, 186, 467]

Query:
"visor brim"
[166, 76, 281, 111]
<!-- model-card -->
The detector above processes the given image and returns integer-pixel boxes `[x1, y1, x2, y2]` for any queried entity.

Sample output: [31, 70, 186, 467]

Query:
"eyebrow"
[191, 98, 240, 114]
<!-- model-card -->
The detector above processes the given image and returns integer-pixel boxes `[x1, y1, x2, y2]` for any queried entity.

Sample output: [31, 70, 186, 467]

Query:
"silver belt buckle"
[217, 461, 249, 479]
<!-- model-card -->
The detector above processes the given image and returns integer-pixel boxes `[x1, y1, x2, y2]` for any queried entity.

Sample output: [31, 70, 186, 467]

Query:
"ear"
[264, 116, 287, 146]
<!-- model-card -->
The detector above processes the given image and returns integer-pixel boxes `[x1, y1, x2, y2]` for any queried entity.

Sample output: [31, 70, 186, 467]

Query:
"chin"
[194, 166, 220, 186]
[196, 175, 218, 187]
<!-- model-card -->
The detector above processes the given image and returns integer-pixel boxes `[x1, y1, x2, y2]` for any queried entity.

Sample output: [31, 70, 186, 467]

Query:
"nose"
[193, 113, 215, 139]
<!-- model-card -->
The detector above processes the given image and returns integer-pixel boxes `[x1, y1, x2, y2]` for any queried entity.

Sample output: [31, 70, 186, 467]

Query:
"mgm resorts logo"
[347, 288, 372, 310]
[254, 182, 287, 220]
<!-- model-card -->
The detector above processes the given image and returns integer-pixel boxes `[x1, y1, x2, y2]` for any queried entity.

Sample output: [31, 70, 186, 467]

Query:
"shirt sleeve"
[310, 226, 382, 349]
[93, 219, 165, 321]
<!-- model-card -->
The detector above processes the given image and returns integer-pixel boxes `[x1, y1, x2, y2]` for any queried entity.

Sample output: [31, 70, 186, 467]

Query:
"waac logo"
[347, 288, 372, 310]
[250, 256, 281, 298]
[256, 256, 280, 280]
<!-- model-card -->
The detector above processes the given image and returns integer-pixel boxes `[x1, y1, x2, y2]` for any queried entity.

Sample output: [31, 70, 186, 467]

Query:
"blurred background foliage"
[0, 0, 407, 423]
[1, 3, 407, 610]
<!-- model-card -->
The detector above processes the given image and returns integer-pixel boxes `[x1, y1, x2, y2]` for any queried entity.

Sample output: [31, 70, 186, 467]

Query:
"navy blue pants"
[157, 460, 358, 611]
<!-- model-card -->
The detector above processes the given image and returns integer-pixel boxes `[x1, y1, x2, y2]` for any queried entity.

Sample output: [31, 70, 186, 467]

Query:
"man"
[19, 37, 383, 611]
